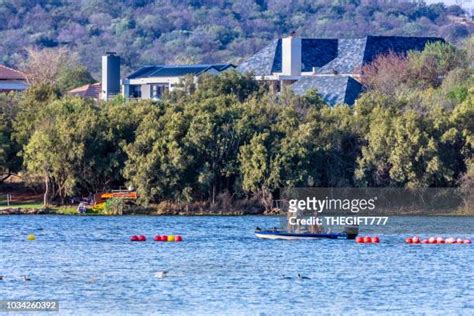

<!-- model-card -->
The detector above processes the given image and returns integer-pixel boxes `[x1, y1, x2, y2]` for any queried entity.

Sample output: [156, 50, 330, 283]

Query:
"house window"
[129, 85, 141, 98]
[151, 83, 169, 99]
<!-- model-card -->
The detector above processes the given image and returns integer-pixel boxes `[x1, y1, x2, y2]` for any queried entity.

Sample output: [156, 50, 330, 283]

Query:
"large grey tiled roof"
[291, 76, 363, 106]
[238, 35, 444, 76]
[238, 35, 443, 105]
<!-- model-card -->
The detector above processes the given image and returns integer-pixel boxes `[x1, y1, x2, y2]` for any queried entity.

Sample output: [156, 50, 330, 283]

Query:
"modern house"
[0, 64, 29, 93]
[237, 35, 444, 105]
[122, 64, 235, 100]
[100, 52, 235, 101]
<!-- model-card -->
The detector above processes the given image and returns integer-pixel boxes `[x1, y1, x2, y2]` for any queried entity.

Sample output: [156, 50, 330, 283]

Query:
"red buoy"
[405, 238, 413, 244]
[130, 235, 139, 241]
[160, 235, 168, 242]
[456, 238, 464, 244]
[363, 236, 372, 243]
[175, 235, 183, 242]
[429, 237, 437, 244]
[412, 236, 420, 244]
[372, 236, 380, 243]
[436, 237, 444, 244]
[464, 239, 471, 244]
[422, 239, 429, 244]
[137, 235, 146, 241]
[153, 235, 161, 241]
[355, 236, 364, 243]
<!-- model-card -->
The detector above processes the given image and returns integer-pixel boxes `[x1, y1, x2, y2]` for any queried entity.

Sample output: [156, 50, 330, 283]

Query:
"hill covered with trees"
[0, 0, 473, 77]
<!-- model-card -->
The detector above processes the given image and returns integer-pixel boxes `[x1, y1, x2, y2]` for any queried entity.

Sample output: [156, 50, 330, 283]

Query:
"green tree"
[56, 65, 96, 93]
[0, 94, 21, 182]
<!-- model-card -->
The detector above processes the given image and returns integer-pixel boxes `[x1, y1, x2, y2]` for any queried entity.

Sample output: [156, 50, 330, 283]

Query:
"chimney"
[281, 35, 301, 76]
[101, 52, 120, 101]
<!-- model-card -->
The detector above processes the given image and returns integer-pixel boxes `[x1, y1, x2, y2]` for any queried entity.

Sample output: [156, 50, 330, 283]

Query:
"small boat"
[255, 226, 358, 240]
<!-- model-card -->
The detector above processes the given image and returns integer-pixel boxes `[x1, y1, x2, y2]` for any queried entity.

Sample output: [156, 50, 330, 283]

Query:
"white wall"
[282, 36, 302, 76]
[0, 81, 28, 91]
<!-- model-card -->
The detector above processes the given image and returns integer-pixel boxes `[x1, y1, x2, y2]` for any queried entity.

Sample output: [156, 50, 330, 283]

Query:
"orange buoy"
[372, 236, 380, 243]
[405, 237, 413, 244]
[175, 235, 183, 242]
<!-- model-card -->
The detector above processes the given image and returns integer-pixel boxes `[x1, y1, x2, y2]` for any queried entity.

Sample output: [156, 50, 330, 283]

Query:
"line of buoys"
[406, 236, 471, 244]
[355, 236, 379, 243]
[153, 235, 182, 242]
[130, 234, 183, 242]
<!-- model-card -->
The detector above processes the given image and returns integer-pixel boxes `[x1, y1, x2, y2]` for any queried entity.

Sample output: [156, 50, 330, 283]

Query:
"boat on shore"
[255, 226, 359, 240]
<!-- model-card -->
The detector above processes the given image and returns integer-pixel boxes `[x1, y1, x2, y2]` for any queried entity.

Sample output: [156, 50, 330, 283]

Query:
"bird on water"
[297, 273, 311, 280]
[154, 271, 168, 278]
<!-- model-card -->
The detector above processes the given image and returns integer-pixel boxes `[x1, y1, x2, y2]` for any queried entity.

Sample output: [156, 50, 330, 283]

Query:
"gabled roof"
[291, 76, 363, 106]
[0, 64, 28, 81]
[127, 64, 235, 79]
[318, 38, 367, 74]
[237, 35, 444, 76]
[68, 82, 101, 99]
[237, 40, 279, 77]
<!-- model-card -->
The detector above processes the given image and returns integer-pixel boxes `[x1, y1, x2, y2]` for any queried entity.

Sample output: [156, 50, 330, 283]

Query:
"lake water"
[0, 215, 473, 315]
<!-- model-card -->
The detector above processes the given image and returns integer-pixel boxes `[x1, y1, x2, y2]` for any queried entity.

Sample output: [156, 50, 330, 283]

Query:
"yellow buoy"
[27, 234, 36, 241]
[167, 235, 175, 242]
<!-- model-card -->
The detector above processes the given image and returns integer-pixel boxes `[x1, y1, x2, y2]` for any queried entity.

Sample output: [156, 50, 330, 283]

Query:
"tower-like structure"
[101, 52, 120, 101]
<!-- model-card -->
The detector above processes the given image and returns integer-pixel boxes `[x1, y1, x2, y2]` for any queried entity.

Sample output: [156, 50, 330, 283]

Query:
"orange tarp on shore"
[101, 192, 138, 199]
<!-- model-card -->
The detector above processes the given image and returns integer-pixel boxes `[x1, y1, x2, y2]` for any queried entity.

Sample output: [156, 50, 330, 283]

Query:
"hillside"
[0, 0, 473, 77]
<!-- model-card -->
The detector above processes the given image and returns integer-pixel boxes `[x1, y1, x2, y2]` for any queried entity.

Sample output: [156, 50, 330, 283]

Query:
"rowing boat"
[255, 227, 358, 240]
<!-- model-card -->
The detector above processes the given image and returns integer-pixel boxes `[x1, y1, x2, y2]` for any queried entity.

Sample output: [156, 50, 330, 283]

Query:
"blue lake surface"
[0, 215, 473, 315]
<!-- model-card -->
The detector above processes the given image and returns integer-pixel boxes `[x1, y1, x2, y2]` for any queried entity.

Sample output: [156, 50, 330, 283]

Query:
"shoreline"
[1, 207, 472, 216]
[0, 207, 275, 216]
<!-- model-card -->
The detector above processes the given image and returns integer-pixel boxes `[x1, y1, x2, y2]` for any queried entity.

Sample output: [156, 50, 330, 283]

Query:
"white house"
[100, 52, 235, 101]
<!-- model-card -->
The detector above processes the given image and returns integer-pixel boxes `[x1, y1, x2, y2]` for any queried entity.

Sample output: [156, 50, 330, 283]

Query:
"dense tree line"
[0, 0, 473, 77]
[0, 42, 473, 209]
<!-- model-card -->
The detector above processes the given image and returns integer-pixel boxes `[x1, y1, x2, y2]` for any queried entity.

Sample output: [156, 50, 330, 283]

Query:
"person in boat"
[287, 206, 323, 234]
[287, 207, 305, 233]
[308, 208, 323, 233]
